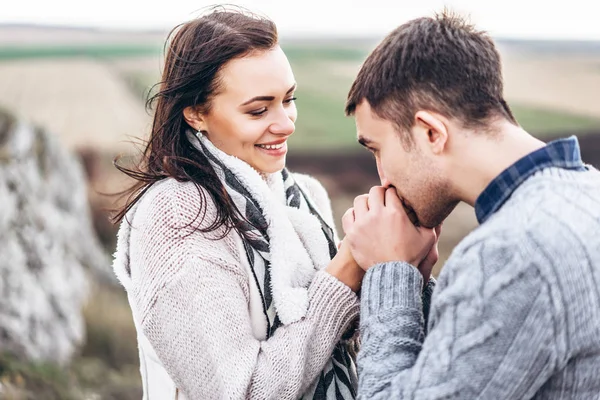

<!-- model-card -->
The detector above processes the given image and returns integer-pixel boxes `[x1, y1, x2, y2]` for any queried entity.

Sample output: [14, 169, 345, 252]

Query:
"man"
[341, 10, 600, 400]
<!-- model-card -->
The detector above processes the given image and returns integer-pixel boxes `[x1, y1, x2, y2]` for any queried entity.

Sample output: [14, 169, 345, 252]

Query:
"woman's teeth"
[256, 143, 284, 150]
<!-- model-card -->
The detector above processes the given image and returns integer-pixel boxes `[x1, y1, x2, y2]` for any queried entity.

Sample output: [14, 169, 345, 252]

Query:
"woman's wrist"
[325, 254, 365, 292]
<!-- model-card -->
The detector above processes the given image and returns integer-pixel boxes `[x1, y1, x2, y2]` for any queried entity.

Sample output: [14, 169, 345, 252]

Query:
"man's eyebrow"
[240, 84, 297, 107]
[358, 137, 373, 147]
[286, 83, 297, 95]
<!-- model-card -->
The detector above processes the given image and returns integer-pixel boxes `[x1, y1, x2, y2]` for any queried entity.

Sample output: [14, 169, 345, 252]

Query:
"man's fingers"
[353, 194, 369, 218]
[422, 227, 438, 249]
[384, 187, 403, 210]
[418, 239, 439, 280]
[368, 186, 386, 211]
[384, 187, 415, 227]
[342, 208, 355, 235]
[435, 224, 443, 238]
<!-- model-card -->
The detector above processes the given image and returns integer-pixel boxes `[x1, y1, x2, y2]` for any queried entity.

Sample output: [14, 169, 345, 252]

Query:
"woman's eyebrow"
[239, 84, 297, 107]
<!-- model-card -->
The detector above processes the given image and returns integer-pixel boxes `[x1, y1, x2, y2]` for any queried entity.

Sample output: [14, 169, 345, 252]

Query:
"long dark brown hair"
[113, 7, 278, 237]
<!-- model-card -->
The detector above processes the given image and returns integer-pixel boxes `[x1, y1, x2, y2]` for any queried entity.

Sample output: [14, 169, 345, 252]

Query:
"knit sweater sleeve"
[129, 180, 359, 400]
[356, 234, 565, 400]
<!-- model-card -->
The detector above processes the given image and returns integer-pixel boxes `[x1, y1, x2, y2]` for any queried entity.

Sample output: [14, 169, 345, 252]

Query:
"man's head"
[346, 10, 516, 228]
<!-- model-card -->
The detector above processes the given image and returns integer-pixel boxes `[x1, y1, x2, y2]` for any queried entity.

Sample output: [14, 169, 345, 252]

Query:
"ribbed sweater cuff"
[308, 270, 360, 332]
[361, 262, 423, 318]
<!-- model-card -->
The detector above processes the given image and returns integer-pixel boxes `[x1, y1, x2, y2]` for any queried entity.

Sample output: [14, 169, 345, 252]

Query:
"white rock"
[0, 108, 111, 365]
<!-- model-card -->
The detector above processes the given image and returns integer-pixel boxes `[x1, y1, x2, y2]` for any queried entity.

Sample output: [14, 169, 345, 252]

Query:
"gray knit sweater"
[357, 166, 600, 399]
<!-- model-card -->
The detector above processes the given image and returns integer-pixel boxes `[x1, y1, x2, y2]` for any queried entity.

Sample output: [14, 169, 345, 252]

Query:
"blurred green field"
[288, 46, 600, 150]
[120, 44, 600, 151]
[1, 42, 599, 152]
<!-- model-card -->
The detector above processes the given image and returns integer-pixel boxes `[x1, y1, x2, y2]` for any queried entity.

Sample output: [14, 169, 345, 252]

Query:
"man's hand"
[342, 186, 437, 271]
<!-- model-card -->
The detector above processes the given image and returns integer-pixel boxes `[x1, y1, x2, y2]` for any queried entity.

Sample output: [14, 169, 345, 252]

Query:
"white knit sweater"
[113, 173, 360, 400]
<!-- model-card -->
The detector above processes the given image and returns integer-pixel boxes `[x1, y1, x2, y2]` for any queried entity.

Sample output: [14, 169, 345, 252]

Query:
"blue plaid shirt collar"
[475, 135, 587, 224]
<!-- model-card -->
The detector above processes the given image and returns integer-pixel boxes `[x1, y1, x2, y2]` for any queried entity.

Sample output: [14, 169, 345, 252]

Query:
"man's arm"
[357, 241, 564, 400]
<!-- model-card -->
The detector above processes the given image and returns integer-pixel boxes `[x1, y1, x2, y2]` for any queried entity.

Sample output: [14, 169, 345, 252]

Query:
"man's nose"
[376, 159, 391, 188]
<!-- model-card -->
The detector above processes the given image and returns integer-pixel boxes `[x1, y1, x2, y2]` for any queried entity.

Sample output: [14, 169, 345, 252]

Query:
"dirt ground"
[0, 58, 151, 153]
[501, 52, 600, 118]
[0, 25, 166, 45]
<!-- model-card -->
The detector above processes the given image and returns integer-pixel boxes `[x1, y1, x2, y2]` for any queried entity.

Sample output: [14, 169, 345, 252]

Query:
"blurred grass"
[510, 104, 600, 134]
[0, 284, 142, 400]
[81, 285, 139, 370]
[0, 353, 76, 400]
[284, 45, 369, 63]
[74, 284, 141, 399]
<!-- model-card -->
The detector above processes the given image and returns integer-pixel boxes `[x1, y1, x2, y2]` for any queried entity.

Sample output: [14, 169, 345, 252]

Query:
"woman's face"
[187, 46, 297, 174]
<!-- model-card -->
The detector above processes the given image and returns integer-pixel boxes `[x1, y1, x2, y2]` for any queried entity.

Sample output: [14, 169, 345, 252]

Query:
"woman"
[112, 7, 364, 400]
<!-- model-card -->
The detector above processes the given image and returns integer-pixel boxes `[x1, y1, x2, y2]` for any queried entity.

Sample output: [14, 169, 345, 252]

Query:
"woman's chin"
[253, 158, 286, 175]
[251, 145, 288, 174]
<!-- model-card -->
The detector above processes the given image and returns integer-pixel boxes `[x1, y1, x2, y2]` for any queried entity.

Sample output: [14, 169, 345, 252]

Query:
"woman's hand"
[416, 224, 442, 284]
[325, 238, 365, 292]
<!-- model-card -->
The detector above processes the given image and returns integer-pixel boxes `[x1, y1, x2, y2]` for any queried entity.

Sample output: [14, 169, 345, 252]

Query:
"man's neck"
[450, 122, 546, 207]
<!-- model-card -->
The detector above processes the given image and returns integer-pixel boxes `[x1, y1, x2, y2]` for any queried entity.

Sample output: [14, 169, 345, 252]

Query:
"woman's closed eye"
[248, 97, 297, 117]
[249, 107, 268, 116]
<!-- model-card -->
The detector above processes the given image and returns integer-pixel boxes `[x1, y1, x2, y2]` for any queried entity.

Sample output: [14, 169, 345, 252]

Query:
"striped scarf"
[188, 130, 357, 399]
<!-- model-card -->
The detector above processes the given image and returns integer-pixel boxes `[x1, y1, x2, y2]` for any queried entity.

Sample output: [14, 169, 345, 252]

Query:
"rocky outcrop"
[0, 108, 112, 365]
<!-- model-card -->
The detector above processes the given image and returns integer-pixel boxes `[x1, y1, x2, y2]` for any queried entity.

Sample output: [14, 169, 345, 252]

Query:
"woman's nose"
[270, 106, 296, 135]
[270, 117, 295, 135]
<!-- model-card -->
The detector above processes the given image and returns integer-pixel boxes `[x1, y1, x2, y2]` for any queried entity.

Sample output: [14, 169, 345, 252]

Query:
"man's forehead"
[355, 119, 369, 144]
[355, 101, 386, 126]
[354, 101, 398, 139]
[355, 113, 382, 144]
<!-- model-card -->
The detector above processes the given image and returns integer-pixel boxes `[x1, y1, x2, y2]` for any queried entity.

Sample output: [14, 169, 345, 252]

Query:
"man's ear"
[183, 106, 206, 131]
[414, 110, 449, 155]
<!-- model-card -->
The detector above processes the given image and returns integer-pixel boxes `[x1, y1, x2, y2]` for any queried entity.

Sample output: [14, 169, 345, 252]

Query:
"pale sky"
[3, 0, 600, 40]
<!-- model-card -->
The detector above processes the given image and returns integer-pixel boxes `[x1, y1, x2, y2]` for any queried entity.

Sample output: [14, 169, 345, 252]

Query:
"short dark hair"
[346, 10, 516, 145]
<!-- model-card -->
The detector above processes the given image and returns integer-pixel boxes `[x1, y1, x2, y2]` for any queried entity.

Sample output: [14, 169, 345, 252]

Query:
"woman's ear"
[183, 106, 206, 131]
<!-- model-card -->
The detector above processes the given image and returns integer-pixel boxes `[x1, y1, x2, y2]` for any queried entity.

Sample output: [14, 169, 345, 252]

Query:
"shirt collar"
[475, 135, 587, 224]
